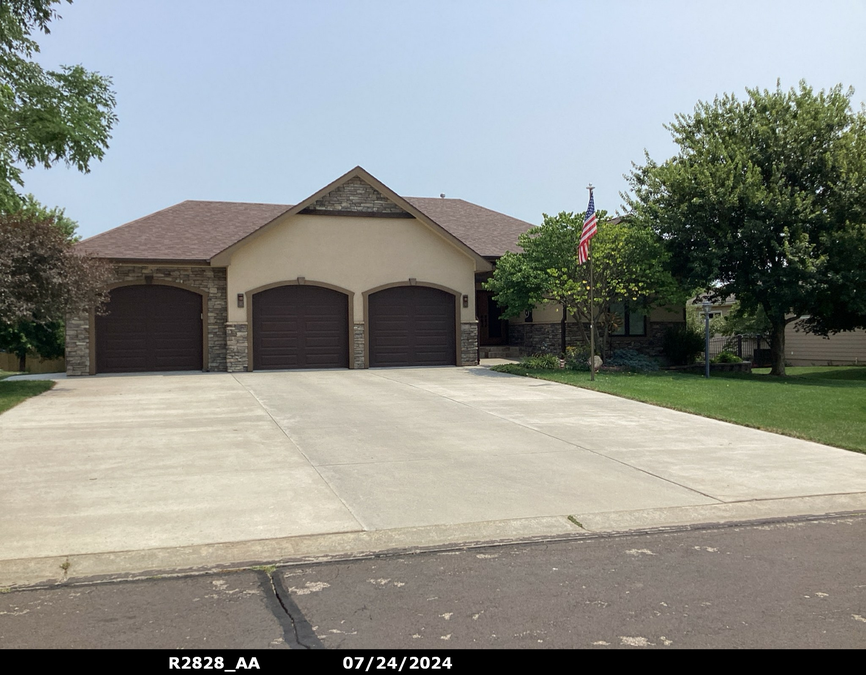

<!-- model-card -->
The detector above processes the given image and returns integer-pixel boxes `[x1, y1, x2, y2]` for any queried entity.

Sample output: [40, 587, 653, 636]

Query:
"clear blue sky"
[19, 0, 866, 240]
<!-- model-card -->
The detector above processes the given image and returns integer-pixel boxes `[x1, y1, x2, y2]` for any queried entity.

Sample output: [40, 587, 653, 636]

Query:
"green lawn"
[490, 364, 866, 453]
[0, 371, 54, 415]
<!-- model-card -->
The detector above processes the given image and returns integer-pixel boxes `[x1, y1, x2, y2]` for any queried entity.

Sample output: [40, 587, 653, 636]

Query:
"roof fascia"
[98, 258, 212, 266]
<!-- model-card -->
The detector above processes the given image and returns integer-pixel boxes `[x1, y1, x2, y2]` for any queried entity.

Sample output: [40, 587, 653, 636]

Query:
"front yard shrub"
[711, 351, 742, 364]
[564, 345, 590, 371]
[606, 349, 660, 372]
[519, 354, 560, 370]
[663, 324, 705, 365]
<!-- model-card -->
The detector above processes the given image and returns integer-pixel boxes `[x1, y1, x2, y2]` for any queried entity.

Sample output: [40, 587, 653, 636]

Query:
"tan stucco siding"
[508, 302, 685, 325]
[226, 214, 477, 322]
[507, 301, 565, 324]
[650, 306, 685, 323]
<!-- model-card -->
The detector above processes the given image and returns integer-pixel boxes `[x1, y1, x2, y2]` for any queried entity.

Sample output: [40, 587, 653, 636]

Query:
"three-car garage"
[94, 282, 458, 373]
[71, 167, 497, 377]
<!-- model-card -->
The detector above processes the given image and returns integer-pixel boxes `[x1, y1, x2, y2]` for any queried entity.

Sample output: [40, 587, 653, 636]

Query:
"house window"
[610, 302, 646, 337]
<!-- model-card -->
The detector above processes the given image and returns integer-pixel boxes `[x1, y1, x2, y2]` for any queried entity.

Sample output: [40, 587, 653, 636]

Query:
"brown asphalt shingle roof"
[77, 201, 293, 261]
[77, 197, 535, 262]
[403, 197, 533, 258]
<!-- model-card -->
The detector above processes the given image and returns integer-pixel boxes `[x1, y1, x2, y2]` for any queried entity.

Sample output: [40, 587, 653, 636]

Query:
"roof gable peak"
[299, 173, 411, 218]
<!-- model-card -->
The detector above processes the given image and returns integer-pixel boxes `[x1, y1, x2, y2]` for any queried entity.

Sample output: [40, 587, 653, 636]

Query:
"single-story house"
[67, 167, 532, 375]
[68, 167, 685, 375]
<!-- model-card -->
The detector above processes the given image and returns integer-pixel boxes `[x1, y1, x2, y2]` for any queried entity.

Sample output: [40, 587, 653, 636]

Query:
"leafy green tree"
[9, 192, 78, 237]
[0, 0, 117, 210]
[484, 212, 682, 356]
[0, 2, 114, 369]
[0, 318, 63, 372]
[717, 302, 772, 339]
[627, 81, 866, 376]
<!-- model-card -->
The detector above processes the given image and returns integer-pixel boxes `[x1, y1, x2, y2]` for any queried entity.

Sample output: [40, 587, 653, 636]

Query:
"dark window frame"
[610, 301, 647, 337]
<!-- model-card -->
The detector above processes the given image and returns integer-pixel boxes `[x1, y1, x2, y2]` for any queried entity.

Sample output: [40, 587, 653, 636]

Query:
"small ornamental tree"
[484, 211, 682, 356]
[0, 212, 112, 369]
[0, 319, 64, 372]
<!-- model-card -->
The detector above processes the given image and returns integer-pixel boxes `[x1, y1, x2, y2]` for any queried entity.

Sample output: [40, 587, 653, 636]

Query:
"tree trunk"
[560, 305, 567, 355]
[17, 353, 26, 373]
[769, 320, 786, 376]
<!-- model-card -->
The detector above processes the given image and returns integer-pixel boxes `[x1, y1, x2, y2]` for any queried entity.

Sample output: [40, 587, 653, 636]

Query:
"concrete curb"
[3, 493, 864, 590]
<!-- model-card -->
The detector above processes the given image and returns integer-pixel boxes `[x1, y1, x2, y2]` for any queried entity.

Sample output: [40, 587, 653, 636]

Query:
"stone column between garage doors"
[461, 321, 479, 366]
[353, 322, 365, 369]
[226, 322, 249, 372]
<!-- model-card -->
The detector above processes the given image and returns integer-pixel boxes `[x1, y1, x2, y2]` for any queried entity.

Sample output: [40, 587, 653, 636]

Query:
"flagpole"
[587, 184, 596, 382]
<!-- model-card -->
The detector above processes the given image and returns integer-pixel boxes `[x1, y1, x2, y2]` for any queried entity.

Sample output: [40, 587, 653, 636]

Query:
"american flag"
[578, 191, 598, 264]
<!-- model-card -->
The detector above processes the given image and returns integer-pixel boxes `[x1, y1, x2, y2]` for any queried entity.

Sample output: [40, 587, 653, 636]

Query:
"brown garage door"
[96, 285, 203, 373]
[368, 286, 456, 367]
[252, 285, 349, 370]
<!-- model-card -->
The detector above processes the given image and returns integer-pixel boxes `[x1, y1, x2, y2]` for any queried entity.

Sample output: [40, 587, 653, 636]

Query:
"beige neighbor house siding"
[785, 325, 866, 366]
[225, 213, 477, 371]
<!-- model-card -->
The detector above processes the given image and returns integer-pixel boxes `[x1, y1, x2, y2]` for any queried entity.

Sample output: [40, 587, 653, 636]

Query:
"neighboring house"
[67, 166, 535, 375]
[690, 295, 865, 366]
[785, 325, 866, 366]
[689, 295, 737, 325]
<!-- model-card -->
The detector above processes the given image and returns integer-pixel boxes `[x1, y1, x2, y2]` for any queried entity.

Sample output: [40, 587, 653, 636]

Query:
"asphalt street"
[2, 514, 864, 652]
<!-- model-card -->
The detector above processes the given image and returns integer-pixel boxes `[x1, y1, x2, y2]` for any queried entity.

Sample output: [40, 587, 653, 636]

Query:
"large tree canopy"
[484, 211, 682, 356]
[0, 2, 115, 369]
[626, 81, 866, 375]
[0, 0, 117, 210]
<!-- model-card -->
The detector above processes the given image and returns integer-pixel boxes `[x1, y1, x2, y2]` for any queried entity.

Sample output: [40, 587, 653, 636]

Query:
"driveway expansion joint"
[229, 372, 366, 531]
[367, 369, 724, 502]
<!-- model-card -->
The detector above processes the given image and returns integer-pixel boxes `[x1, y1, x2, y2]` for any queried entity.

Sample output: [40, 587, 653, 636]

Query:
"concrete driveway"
[2, 367, 866, 586]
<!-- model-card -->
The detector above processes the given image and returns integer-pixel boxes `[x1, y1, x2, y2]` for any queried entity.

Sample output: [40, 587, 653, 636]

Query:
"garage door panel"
[252, 285, 349, 370]
[96, 285, 203, 373]
[369, 286, 455, 367]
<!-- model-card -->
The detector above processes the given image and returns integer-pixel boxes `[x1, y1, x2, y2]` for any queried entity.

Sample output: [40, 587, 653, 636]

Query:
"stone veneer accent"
[460, 322, 479, 366]
[353, 322, 365, 369]
[65, 265, 228, 375]
[226, 322, 249, 372]
[509, 320, 683, 360]
[303, 176, 409, 216]
[509, 322, 564, 355]
[608, 321, 681, 359]
[65, 314, 91, 376]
